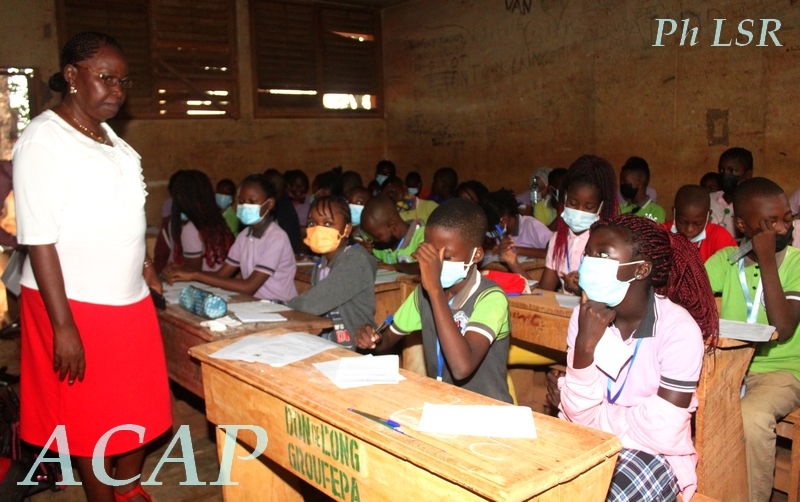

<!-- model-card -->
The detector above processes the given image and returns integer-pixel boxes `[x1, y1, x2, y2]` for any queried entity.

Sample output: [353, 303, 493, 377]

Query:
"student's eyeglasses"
[73, 64, 133, 90]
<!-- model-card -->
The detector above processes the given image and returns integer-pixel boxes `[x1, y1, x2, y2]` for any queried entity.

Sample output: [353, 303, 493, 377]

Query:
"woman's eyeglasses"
[73, 64, 133, 89]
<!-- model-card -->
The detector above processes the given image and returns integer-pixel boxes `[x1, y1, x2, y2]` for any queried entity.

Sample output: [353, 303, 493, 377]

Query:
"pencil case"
[179, 286, 227, 319]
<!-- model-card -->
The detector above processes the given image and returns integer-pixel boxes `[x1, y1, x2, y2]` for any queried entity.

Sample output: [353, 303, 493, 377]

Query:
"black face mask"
[719, 173, 740, 195]
[619, 183, 638, 201]
[775, 225, 795, 253]
[372, 234, 400, 251]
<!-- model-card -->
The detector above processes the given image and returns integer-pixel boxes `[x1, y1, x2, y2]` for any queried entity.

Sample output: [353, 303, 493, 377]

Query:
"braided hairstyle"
[171, 170, 235, 268]
[552, 155, 618, 269]
[309, 195, 352, 225]
[49, 32, 123, 93]
[592, 214, 719, 345]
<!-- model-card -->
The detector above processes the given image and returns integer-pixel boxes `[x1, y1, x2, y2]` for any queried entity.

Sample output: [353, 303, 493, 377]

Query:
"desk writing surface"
[190, 339, 621, 502]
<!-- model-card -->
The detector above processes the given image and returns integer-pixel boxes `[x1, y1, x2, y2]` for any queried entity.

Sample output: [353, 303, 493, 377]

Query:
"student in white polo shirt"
[166, 173, 298, 302]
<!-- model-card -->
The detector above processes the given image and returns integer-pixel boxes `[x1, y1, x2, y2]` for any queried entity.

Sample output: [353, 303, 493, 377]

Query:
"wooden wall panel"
[383, 0, 800, 210]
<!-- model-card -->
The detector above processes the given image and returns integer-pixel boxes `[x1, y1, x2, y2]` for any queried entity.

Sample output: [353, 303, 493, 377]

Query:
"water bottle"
[179, 285, 227, 319]
[529, 176, 542, 205]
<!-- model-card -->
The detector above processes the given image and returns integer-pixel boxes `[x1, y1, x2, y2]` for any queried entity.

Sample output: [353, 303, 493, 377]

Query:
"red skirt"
[20, 287, 172, 457]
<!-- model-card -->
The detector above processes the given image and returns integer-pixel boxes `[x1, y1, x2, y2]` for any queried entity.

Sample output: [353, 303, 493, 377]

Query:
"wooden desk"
[158, 293, 332, 397]
[190, 338, 621, 502]
[483, 258, 546, 281]
[507, 290, 755, 501]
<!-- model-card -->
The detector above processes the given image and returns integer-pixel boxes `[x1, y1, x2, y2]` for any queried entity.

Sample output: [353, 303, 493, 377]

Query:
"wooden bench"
[775, 407, 800, 502]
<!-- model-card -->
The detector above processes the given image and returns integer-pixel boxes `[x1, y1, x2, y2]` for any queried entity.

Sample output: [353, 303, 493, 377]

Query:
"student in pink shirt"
[558, 214, 718, 502]
[166, 174, 298, 302]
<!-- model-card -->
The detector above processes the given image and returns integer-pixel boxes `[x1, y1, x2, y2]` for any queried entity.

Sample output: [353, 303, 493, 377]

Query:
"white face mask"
[561, 202, 603, 234]
[578, 256, 644, 307]
[440, 248, 477, 289]
[670, 209, 709, 243]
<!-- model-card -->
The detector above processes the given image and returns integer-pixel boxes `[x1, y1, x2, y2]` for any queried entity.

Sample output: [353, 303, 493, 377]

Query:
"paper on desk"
[375, 270, 408, 284]
[555, 294, 581, 310]
[227, 300, 291, 323]
[417, 403, 537, 438]
[594, 329, 635, 380]
[719, 319, 776, 342]
[313, 355, 405, 388]
[199, 315, 242, 332]
[210, 332, 339, 366]
[162, 281, 235, 304]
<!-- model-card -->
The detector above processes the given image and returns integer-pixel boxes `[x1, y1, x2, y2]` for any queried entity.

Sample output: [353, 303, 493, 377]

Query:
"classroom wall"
[0, 0, 387, 226]
[382, 0, 800, 209]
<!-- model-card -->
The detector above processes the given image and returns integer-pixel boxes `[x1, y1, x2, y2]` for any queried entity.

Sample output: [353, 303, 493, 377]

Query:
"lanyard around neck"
[738, 258, 763, 324]
[388, 236, 406, 264]
[606, 337, 643, 405]
[436, 297, 456, 381]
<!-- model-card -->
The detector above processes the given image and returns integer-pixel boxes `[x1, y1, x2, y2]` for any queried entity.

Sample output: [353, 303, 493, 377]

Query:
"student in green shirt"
[215, 178, 239, 237]
[618, 157, 666, 223]
[360, 195, 422, 274]
[704, 177, 800, 502]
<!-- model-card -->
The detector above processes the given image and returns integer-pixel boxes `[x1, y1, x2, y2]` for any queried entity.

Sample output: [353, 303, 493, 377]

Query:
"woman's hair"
[552, 155, 618, 269]
[309, 195, 351, 225]
[49, 32, 123, 93]
[312, 167, 344, 196]
[481, 188, 519, 230]
[592, 214, 719, 345]
[171, 170, 234, 268]
[456, 180, 490, 203]
[240, 173, 277, 201]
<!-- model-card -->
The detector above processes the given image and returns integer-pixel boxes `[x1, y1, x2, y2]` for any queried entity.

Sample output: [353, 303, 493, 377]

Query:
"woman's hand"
[499, 236, 518, 265]
[574, 292, 616, 368]
[53, 322, 85, 385]
[164, 265, 195, 285]
[414, 243, 444, 293]
[561, 271, 581, 295]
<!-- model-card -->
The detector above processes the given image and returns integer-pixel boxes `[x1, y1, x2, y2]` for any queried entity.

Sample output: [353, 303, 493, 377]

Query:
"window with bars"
[58, 0, 237, 119]
[251, 1, 381, 117]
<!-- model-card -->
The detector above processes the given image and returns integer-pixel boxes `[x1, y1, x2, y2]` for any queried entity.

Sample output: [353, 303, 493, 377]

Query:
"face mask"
[561, 202, 603, 234]
[619, 183, 638, 201]
[440, 248, 477, 289]
[408, 187, 419, 196]
[180, 213, 189, 222]
[216, 193, 233, 210]
[237, 202, 267, 226]
[578, 256, 645, 307]
[376, 174, 389, 186]
[776, 225, 795, 253]
[349, 204, 364, 226]
[372, 234, 400, 251]
[719, 173, 740, 194]
[304, 225, 344, 254]
[671, 210, 708, 243]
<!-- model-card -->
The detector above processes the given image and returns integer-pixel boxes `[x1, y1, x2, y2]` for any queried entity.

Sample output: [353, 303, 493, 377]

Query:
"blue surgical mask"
[376, 174, 389, 186]
[561, 202, 603, 234]
[408, 187, 419, 196]
[670, 210, 708, 243]
[440, 248, 477, 289]
[216, 193, 233, 210]
[237, 202, 267, 226]
[349, 203, 364, 226]
[578, 256, 644, 307]
[180, 212, 189, 222]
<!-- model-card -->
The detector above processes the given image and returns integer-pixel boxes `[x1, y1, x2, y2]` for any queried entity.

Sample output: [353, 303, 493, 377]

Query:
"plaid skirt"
[607, 448, 680, 502]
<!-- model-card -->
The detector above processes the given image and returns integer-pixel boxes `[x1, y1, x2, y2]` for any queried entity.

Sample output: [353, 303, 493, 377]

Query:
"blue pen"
[495, 224, 515, 252]
[348, 408, 402, 429]
[375, 314, 394, 335]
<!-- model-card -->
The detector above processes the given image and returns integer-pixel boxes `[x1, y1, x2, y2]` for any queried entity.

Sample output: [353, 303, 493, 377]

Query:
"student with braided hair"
[558, 214, 718, 502]
[539, 155, 618, 294]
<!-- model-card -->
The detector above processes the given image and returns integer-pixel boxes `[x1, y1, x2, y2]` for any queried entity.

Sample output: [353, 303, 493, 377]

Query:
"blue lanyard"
[436, 297, 456, 381]
[566, 240, 572, 273]
[738, 259, 763, 324]
[606, 338, 643, 404]
[388, 236, 406, 264]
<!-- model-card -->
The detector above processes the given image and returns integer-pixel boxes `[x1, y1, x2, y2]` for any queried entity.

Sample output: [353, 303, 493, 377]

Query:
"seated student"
[455, 180, 490, 205]
[559, 214, 716, 502]
[710, 147, 754, 237]
[360, 195, 423, 274]
[341, 170, 363, 196]
[285, 169, 311, 226]
[154, 170, 185, 273]
[663, 184, 736, 262]
[264, 168, 303, 253]
[346, 185, 371, 245]
[539, 155, 618, 294]
[166, 174, 298, 302]
[700, 172, 720, 193]
[405, 170, 430, 200]
[704, 177, 800, 502]
[534, 167, 567, 230]
[618, 157, 666, 223]
[288, 196, 377, 349]
[312, 166, 344, 199]
[483, 188, 552, 261]
[167, 170, 234, 272]
[426, 167, 458, 204]
[215, 178, 239, 237]
[355, 198, 512, 403]
[381, 175, 438, 223]
[516, 167, 551, 214]
[369, 159, 396, 196]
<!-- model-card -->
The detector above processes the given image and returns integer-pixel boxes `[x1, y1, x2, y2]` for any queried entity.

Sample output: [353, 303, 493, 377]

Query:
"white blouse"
[12, 110, 150, 305]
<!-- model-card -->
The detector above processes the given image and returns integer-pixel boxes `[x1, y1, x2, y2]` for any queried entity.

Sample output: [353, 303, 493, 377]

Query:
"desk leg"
[695, 345, 754, 502]
[214, 429, 303, 502]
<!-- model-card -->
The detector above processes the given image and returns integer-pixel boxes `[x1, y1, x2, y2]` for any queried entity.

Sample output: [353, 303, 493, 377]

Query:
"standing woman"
[12, 32, 171, 502]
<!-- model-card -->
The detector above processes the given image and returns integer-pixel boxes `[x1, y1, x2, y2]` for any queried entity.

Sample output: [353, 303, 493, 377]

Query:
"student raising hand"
[413, 242, 445, 292]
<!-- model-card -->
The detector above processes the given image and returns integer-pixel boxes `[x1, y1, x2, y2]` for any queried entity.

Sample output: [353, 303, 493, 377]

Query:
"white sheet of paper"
[555, 294, 581, 309]
[227, 301, 291, 322]
[375, 270, 406, 285]
[719, 319, 776, 342]
[417, 403, 537, 438]
[593, 329, 635, 380]
[313, 355, 405, 389]
[210, 332, 339, 366]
